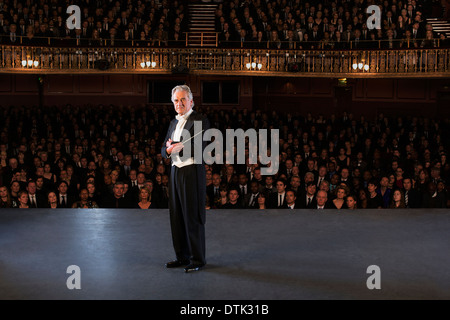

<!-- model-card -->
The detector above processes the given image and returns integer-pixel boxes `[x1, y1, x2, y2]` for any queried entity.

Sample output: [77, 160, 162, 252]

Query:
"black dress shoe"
[184, 264, 205, 273]
[165, 260, 190, 268]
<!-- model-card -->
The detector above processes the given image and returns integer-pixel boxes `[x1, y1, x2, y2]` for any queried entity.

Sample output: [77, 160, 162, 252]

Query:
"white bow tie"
[176, 113, 189, 121]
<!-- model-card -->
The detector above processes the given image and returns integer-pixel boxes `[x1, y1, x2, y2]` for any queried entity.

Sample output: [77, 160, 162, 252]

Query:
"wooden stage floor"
[0, 208, 449, 300]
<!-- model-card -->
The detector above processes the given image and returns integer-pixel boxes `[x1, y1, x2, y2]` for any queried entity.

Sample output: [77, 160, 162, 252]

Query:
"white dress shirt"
[172, 108, 194, 168]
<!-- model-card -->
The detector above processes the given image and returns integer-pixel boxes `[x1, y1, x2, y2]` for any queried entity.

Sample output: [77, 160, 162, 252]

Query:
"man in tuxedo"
[403, 177, 421, 208]
[244, 181, 261, 209]
[26, 180, 46, 208]
[6, 24, 19, 44]
[101, 181, 130, 208]
[57, 181, 75, 208]
[314, 190, 333, 209]
[285, 190, 298, 209]
[162, 85, 209, 273]
[237, 173, 249, 204]
[268, 179, 287, 208]
[299, 182, 317, 208]
[206, 173, 221, 205]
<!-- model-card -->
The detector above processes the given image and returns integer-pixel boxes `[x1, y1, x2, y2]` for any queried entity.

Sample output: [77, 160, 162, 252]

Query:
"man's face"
[316, 191, 327, 206]
[276, 181, 286, 193]
[113, 184, 124, 198]
[239, 174, 247, 185]
[137, 173, 146, 184]
[36, 178, 44, 189]
[286, 191, 296, 205]
[212, 174, 221, 186]
[341, 169, 349, 179]
[319, 167, 327, 176]
[58, 183, 68, 194]
[250, 182, 259, 194]
[403, 179, 412, 191]
[307, 184, 316, 195]
[291, 177, 300, 188]
[27, 183, 36, 195]
[172, 90, 193, 116]
[286, 160, 293, 169]
[228, 190, 239, 202]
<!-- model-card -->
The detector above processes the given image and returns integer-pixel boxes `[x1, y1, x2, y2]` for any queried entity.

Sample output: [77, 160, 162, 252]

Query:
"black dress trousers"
[169, 164, 206, 265]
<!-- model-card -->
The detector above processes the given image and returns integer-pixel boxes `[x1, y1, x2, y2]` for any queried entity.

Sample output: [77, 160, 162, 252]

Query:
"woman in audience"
[390, 189, 406, 208]
[43, 163, 57, 189]
[47, 191, 59, 209]
[346, 194, 358, 210]
[16, 191, 29, 208]
[331, 186, 348, 209]
[358, 189, 368, 209]
[416, 169, 430, 194]
[215, 184, 229, 209]
[257, 193, 267, 210]
[0, 186, 13, 208]
[135, 187, 155, 209]
[10, 181, 21, 204]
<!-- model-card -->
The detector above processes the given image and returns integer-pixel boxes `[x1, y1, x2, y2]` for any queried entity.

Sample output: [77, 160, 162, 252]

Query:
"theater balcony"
[1, 37, 450, 78]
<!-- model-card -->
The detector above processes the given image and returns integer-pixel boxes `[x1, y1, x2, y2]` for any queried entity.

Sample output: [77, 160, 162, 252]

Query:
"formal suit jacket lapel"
[169, 119, 178, 140]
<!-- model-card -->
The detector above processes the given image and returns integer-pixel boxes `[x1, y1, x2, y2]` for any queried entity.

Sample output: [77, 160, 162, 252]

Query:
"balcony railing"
[1, 44, 450, 77]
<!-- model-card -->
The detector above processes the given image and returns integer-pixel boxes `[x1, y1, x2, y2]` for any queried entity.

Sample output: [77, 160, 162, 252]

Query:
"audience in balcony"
[0, 0, 447, 49]
[214, 0, 448, 49]
[0, 0, 188, 46]
[1, 102, 450, 210]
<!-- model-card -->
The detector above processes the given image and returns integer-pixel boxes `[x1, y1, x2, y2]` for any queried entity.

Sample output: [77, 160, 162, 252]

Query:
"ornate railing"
[1, 44, 450, 77]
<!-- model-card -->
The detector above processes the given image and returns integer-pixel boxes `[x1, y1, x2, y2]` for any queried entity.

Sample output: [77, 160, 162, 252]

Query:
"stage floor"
[0, 208, 449, 300]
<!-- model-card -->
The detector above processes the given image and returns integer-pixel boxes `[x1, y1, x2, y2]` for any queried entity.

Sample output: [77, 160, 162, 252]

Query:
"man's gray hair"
[171, 85, 194, 106]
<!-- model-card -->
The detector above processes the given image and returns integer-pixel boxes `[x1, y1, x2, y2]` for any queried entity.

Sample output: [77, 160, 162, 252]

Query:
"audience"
[0, 0, 447, 49]
[214, 0, 448, 48]
[0, 0, 189, 46]
[1, 100, 450, 211]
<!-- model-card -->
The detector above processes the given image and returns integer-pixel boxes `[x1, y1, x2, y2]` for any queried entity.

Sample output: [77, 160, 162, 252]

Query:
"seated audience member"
[345, 194, 358, 210]
[268, 179, 288, 208]
[331, 186, 348, 209]
[366, 180, 383, 209]
[47, 191, 59, 209]
[86, 182, 101, 204]
[244, 181, 261, 209]
[0, 186, 13, 208]
[377, 176, 392, 208]
[402, 177, 421, 208]
[16, 190, 29, 208]
[72, 188, 99, 208]
[101, 181, 130, 208]
[284, 190, 298, 209]
[298, 181, 317, 208]
[57, 181, 75, 208]
[314, 190, 333, 209]
[390, 189, 406, 208]
[135, 186, 155, 209]
[422, 182, 446, 208]
[257, 193, 267, 210]
[222, 187, 243, 209]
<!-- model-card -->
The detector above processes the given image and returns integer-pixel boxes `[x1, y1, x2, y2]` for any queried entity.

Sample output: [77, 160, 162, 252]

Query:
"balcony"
[1, 39, 450, 78]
